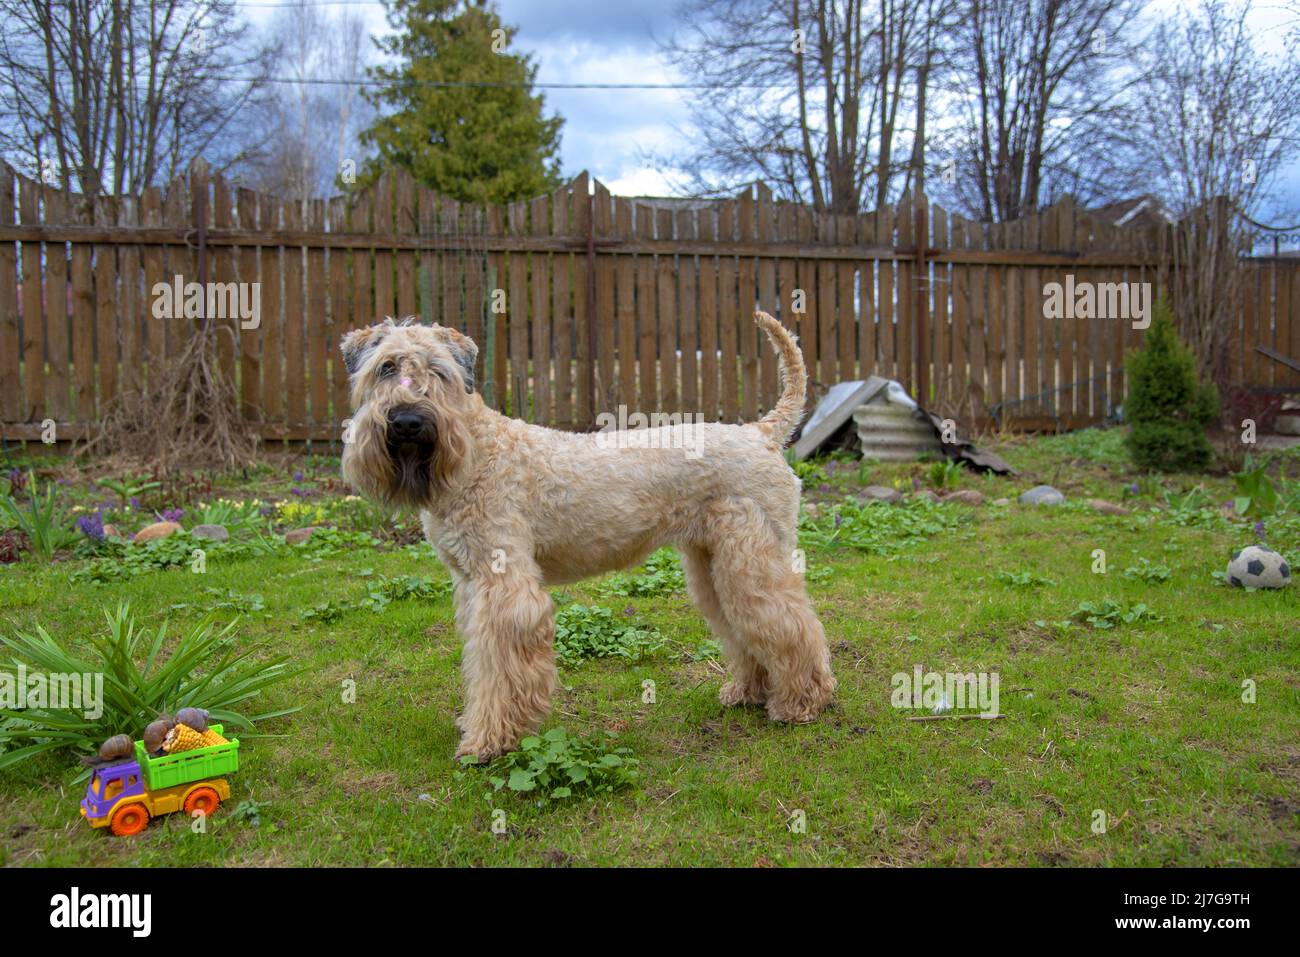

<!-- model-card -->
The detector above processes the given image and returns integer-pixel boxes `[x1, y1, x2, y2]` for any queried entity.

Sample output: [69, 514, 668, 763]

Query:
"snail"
[80, 734, 134, 767]
[142, 718, 174, 756]
[175, 707, 209, 733]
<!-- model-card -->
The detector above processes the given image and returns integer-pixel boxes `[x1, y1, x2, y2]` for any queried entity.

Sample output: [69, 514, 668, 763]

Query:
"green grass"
[0, 429, 1297, 866]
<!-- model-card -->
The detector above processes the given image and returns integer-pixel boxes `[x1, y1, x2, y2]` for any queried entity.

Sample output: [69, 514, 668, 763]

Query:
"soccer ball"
[1225, 545, 1291, 589]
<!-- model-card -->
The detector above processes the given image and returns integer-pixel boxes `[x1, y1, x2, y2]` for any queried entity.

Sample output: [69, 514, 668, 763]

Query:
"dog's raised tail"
[753, 310, 807, 444]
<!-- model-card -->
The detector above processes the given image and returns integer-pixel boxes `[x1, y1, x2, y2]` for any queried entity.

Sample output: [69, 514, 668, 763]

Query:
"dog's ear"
[340, 324, 388, 375]
[436, 326, 478, 393]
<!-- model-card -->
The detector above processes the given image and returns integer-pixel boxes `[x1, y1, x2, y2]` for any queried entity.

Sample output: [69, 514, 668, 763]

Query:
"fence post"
[915, 194, 929, 405]
[585, 184, 597, 427]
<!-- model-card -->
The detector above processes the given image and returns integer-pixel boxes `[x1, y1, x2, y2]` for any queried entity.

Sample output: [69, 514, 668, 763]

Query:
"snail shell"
[142, 719, 173, 755]
[175, 707, 209, 733]
[81, 733, 133, 766]
[99, 734, 133, 760]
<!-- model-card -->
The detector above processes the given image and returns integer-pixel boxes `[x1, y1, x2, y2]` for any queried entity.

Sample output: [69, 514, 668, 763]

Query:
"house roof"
[1089, 195, 1174, 228]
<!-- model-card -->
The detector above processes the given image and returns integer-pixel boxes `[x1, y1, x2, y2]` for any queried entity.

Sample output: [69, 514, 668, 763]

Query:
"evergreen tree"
[360, 0, 563, 203]
[1124, 297, 1218, 471]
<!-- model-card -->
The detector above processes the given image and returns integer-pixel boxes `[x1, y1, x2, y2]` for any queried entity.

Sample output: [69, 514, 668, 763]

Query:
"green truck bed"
[133, 723, 240, 790]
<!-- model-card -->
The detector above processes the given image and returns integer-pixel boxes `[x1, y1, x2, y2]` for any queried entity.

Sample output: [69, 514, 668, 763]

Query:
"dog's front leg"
[453, 571, 556, 763]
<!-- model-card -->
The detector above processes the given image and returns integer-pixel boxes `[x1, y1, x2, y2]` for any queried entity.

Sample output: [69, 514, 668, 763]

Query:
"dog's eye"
[379, 362, 397, 379]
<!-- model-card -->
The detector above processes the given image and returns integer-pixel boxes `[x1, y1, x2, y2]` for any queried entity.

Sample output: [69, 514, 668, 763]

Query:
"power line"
[209, 75, 757, 90]
[234, 1, 386, 6]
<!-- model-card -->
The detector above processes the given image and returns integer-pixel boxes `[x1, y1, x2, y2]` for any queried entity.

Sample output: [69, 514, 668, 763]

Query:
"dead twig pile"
[76, 318, 256, 471]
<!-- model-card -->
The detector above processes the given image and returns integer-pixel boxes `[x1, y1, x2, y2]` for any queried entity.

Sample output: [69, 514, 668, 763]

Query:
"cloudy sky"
[494, 0, 689, 195]
[258, 0, 1299, 220]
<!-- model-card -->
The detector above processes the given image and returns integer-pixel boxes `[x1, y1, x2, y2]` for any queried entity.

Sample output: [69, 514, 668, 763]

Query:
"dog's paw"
[765, 687, 835, 723]
[455, 737, 508, 764]
[719, 681, 765, 707]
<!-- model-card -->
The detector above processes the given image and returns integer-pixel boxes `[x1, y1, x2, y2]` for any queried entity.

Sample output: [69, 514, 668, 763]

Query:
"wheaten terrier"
[340, 311, 836, 761]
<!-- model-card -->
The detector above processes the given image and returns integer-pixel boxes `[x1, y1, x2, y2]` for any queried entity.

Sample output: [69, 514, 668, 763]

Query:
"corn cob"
[199, 728, 228, 747]
[162, 722, 205, 754]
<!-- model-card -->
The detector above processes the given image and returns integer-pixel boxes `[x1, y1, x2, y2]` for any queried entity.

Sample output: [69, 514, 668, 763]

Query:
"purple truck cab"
[80, 760, 146, 822]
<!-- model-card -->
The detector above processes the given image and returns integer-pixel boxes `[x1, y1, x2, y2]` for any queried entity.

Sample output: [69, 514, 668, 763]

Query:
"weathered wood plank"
[259, 194, 284, 424]
[657, 207, 677, 413]
[636, 203, 657, 414]
[306, 198, 329, 424]
[282, 198, 307, 428]
[394, 170, 418, 318]
[553, 187, 574, 427]
[92, 196, 118, 412]
[756, 184, 778, 406]
[238, 189, 262, 421]
[699, 203, 719, 420]
[719, 201, 738, 422]
[593, 184, 613, 416]
[677, 206, 698, 414]
[41, 188, 70, 420]
[614, 197, 636, 414]
[70, 196, 95, 419]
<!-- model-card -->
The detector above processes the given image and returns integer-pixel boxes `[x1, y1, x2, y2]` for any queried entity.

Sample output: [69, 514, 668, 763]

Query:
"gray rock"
[991, 498, 1011, 507]
[1018, 485, 1065, 506]
[191, 523, 229, 542]
[857, 485, 903, 505]
[284, 527, 317, 545]
[911, 489, 940, 503]
[943, 489, 985, 506]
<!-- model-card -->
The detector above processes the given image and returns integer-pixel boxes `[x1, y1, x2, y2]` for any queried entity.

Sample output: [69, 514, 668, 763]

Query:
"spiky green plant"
[0, 471, 79, 561]
[0, 603, 302, 773]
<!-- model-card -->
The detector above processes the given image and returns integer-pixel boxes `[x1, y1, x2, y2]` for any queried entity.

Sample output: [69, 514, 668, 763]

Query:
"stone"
[942, 489, 985, 506]
[101, 524, 122, 538]
[132, 521, 180, 543]
[191, 523, 230, 542]
[284, 527, 317, 545]
[1018, 485, 1065, 506]
[1086, 499, 1130, 517]
[991, 498, 1011, 507]
[857, 485, 903, 504]
[911, 489, 940, 503]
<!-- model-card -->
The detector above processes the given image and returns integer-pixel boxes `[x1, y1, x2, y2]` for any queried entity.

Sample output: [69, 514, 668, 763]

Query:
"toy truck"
[80, 725, 239, 835]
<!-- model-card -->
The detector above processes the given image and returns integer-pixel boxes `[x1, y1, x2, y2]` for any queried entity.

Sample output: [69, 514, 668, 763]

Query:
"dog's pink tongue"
[400, 376, 413, 387]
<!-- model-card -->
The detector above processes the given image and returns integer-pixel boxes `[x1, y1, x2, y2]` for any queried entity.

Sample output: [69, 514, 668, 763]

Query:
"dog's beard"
[386, 430, 437, 506]
[342, 400, 467, 511]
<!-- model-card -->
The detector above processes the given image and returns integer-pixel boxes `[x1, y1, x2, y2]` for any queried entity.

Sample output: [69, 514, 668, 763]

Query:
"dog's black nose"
[388, 410, 425, 441]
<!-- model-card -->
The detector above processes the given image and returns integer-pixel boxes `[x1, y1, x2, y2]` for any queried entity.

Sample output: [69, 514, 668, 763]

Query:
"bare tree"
[662, 0, 953, 213]
[938, 0, 1147, 222]
[0, 0, 274, 196]
[236, 3, 375, 200]
[1123, 0, 1300, 384]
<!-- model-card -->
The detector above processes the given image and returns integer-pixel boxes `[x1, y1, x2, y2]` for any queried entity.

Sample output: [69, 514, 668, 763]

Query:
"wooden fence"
[1, 160, 1297, 445]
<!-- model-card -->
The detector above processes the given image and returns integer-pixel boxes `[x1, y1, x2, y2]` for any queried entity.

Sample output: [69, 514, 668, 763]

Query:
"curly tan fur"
[342, 312, 836, 762]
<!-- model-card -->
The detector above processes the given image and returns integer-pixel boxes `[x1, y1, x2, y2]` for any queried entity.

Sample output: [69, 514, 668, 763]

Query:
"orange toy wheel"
[183, 786, 221, 817]
[110, 802, 150, 836]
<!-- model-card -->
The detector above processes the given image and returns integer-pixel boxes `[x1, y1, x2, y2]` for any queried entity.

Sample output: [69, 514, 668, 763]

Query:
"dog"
[340, 311, 836, 762]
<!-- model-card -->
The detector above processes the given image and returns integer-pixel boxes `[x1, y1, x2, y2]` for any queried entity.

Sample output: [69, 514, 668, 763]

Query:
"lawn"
[1, 428, 1297, 866]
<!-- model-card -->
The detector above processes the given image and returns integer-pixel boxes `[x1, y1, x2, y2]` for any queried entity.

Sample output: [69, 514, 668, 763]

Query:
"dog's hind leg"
[680, 544, 769, 707]
[704, 498, 836, 724]
[453, 571, 556, 762]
